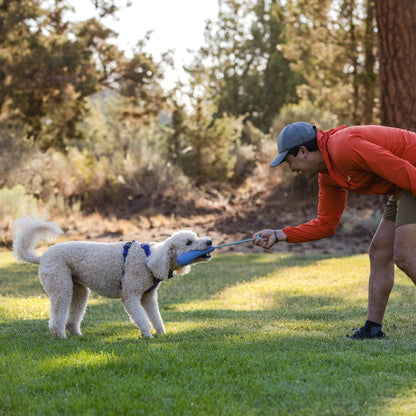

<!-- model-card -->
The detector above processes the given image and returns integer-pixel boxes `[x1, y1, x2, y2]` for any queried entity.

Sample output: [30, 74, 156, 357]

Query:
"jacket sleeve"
[282, 173, 348, 243]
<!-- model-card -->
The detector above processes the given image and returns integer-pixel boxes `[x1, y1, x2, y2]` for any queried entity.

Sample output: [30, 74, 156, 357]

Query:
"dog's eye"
[186, 240, 193, 246]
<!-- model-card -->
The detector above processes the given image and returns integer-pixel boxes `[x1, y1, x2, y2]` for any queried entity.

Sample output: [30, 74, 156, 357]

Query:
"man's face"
[285, 147, 320, 179]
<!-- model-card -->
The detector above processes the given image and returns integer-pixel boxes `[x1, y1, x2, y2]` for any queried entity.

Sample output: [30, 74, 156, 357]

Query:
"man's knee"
[369, 238, 393, 265]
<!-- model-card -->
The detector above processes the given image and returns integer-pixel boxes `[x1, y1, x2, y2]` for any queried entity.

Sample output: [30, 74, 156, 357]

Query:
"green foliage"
[181, 111, 242, 183]
[78, 93, 192, 200]
[283, 0, 379, 125]
[171, 98, 258, 185]
[0, 1, 98, 147]
[188, 0, 302, 133]
[2, 251, 416, 415]
[273, 101, 339, 132]
[0, 1, 165, 149]
[0, 93, 192, 217]
[0, 185, 38, 219]
[0, 185, 38, 246]
[0, 0, 391, 216]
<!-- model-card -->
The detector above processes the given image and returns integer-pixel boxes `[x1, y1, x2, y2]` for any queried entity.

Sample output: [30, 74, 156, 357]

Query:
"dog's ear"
[145, 243, 171, 279]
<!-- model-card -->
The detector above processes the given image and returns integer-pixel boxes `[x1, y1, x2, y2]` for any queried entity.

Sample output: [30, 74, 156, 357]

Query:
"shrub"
[173, 99, 261, 185]
[272, 101, 339, 133]
[0, 185, 38, 218]
[0, 96, 193, 215]
[0, 185, 38, 246]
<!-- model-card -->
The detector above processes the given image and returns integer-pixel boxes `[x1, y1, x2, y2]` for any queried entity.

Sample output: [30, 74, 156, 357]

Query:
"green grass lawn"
[1, 249, 416, 416]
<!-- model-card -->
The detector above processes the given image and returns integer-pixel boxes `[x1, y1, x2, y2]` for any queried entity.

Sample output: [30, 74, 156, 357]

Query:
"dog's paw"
[49, 326, 67, 339]
[66, 323, 82, 336]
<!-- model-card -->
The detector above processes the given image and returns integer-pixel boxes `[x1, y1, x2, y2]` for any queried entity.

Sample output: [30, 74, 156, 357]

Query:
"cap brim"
[270, 151, 288, 167]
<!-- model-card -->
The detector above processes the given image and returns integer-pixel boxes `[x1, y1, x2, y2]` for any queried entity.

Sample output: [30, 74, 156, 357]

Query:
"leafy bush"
[0, 185, 38, 218]
[272, 101, 339, 133]
[0, 185, 38, 246]
[172, 99, 261, 185]
[0, 95, 194, 216]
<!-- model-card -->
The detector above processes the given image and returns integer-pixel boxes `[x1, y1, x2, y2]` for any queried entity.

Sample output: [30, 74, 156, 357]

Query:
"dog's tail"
[13, 216, 62, 264]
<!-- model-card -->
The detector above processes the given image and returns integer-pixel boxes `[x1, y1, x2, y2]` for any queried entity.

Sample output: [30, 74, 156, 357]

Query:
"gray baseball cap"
[270, 122, 317, 167]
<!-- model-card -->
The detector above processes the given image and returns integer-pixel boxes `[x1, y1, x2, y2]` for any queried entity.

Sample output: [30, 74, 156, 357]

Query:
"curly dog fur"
[13, 216, 212, 338]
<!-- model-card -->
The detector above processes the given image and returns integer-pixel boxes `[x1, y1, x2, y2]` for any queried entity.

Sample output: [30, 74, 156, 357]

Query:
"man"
[253, 121, 416, 339]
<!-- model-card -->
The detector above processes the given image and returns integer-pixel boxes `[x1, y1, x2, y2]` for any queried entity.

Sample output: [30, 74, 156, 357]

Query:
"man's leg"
[348, 218, 394, 339]
[367, 218, 395, 324]
[391, 191, 416, 283]
[393, 223, 416, 285]
[350, 191, 416, 340]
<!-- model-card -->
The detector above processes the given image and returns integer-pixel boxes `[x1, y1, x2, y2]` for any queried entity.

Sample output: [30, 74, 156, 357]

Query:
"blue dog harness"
[121, 241, 171, 294]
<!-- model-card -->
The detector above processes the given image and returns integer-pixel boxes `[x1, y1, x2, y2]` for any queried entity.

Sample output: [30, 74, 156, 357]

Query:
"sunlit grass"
[381, 392, 416, 416]
[175, 256, 370, 312]
[1, 249, 416, 415]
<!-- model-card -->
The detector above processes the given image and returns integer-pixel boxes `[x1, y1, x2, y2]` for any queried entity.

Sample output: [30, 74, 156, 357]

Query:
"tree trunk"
[375, 0, 416, 130]
[362, 0, 376, 125]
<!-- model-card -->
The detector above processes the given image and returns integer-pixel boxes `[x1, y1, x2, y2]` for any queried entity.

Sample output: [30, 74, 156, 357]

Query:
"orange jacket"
[283, 125, 416, 243]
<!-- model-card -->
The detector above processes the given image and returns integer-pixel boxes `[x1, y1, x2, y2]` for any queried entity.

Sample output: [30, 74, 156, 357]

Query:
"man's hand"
[252, 229, 287, 249]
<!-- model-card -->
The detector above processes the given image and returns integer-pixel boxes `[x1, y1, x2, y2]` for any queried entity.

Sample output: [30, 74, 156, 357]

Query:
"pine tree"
[375, 0, 416, 130]
[187, 0, 301, 134]
[0, 0, 165, 150]
[283, 0, 378, 125]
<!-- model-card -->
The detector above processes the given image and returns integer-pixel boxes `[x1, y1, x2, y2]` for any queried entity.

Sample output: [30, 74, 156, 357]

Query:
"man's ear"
[299, 146, 308, 158]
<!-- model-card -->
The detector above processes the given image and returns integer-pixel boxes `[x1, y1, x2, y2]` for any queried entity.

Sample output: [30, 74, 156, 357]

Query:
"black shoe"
[347, 326, 386, 340]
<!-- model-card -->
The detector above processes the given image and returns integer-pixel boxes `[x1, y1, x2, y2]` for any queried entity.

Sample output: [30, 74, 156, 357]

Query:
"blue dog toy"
[177, 238, 257, 266]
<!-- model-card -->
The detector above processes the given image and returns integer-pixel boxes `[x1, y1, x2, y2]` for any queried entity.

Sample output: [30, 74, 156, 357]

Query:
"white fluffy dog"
[13, 216, 212, 339]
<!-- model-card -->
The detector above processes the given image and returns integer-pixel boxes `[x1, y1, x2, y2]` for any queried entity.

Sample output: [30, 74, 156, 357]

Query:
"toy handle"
[215, 238, 255, 248]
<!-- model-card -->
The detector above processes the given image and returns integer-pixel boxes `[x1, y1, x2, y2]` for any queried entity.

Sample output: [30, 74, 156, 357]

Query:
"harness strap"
[120, 241, 165, 294]
[141, 243, 151, 257]
[144, 277, 161, 294]
[122, 240, 135, 272]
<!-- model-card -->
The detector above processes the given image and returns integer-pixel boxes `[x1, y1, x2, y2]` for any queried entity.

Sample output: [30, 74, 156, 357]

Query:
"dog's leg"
[122, 295, 153, 337]
[66, 282, 90, 336]
[141, 291, 165, 335]
[41, 270, 73, 339]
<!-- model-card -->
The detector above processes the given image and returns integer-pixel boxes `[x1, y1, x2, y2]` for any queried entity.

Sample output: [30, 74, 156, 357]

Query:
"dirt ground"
[54, 169, 382, 257]
[1, 159, 382, 255]
[59, 209, 374, 257]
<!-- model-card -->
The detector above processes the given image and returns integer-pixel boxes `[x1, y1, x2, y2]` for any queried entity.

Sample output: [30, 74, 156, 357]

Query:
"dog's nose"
[207, 240, 212, 246]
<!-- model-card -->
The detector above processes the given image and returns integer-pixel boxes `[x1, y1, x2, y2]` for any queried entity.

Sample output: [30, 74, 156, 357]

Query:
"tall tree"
[187, 0, 301, 134]
[283, 0, 378, 125]
[375, 0, 416, 130]
[0, 0, 164, 150]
